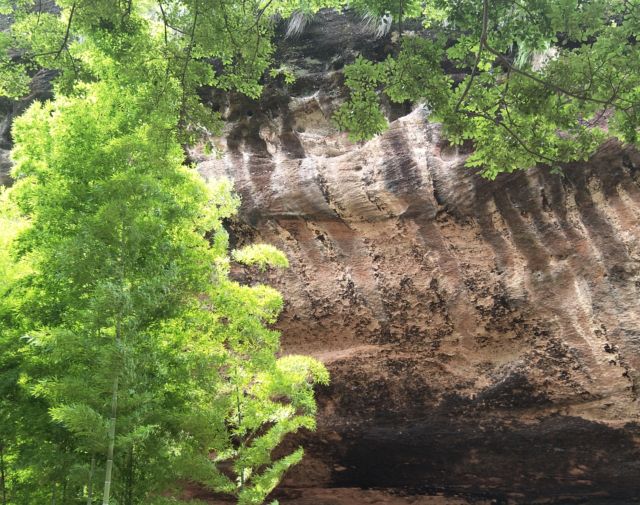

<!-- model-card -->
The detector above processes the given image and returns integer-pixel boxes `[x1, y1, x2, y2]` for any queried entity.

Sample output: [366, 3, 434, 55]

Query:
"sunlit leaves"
[0, 3, 332, 503]
[233, 244, 289, 271]
[334, 56, 388, 141]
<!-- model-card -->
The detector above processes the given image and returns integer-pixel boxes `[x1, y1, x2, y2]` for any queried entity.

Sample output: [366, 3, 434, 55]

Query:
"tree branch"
[64, 46, 79, 79]
[244, 0, 274, 33]
[157, 1, 169, 47]
[54, 2, 77, 61]
[222, 4, 241, 49]
[454, 0, 489, 112]
[483, 42, 619, 107]
[471, 110, 562, 165]
[178, 2, 199, 127]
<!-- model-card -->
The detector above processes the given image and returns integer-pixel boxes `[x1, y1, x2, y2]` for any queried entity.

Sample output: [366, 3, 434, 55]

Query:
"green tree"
[171, 243, 329, 505]
[6, 67, 220, 502]
[335, 0, 640, 178]
[0, 191, 27, 505]
[0, 2, 330, 504]
[4, 1, 638, 181]
[0, 0, 345, 140]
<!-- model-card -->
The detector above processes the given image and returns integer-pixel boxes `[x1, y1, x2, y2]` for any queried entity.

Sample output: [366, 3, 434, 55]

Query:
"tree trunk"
[61, 479, 67, 505]
[0, 443, 7, 505]
[101, 376, 119, 505]
[103, 239, 124, 505]
[125, 445, 133, 505]
[234, 371, 245, 492]
[87, 455, 95, 505]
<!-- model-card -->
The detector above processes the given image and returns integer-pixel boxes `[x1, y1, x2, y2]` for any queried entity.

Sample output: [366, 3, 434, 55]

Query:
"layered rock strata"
[196, 11, 640, 504]
[2, 8, 640, 504]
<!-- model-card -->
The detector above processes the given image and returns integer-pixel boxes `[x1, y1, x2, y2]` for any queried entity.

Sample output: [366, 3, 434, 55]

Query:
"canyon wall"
[2, 9, 639, 504]
[196, 10, 640, 504]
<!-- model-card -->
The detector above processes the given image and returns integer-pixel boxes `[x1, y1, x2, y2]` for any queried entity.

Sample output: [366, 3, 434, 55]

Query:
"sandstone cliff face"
[2, 9, 640, 504]
[196, 11, 640, 504]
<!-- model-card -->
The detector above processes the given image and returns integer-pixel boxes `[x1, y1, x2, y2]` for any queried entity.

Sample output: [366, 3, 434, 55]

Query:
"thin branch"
[510, 0, 536, 21]
[585, 106, 610, 128]
[156, 0, 172, 91]
[156, 4, 189, 38]
[244, 0, 274, 33]
[64, 46, 79, 79]
[178, 2, 200, 127]
[249, 16, 264, 69]
[36, 0, 43, 26]
[1, 443, 7, 505]
[222, 4, 241, 49]
[54, 2, 77, 61]
[28, 50, 60, 59]
[165, 22, 188, 35]
[157, 1, 169, 47]
[483, 42, 619, 107]
[472, 110, 562, 165]
[454, 0, 489, 112]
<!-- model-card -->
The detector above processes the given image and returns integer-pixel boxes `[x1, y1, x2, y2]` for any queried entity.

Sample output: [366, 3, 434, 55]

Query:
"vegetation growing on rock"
[0, 2, 329, 504]
[0, 1, 638, 504]
[335, 0, 640, 178]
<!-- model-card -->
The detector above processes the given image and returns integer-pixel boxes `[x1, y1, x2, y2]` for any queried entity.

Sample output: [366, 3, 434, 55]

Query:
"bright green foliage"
[333, 57, 389, 141]
[3, 2, 635, 501]
[0, 33, 29, 98]
[336, 0, 640, 178]
[213, 306, 329, 504]
[0, 190, 28, 300]
[4, 67, 221, 503]
[1, 82, 327, 503]
[3, 1, 638, 180]
[0, 192, 26, 505]
[178, 265, 330, 503]
[162, 235, 328, 504]
[0, 0, 344, 138]
[268, 66, 297, 86]
[176, 236, 329, 505]
[0, 2, 329, 504]
[335, 37, 451, 141]
[233, 244, 290, 272]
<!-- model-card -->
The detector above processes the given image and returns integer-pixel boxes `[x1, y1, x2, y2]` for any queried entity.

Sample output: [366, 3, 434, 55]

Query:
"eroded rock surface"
[2, 8, 639, 504]
[197, 11, 640, 504]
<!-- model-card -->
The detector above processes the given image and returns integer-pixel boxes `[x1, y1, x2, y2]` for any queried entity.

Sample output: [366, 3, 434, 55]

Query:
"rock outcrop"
[196, 10, 640, 504]
[2, 8, 640, 504]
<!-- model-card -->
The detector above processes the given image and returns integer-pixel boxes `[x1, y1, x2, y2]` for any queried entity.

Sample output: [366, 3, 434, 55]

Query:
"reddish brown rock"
[2, 8, 639, 504]
[196, 13, 640, 503]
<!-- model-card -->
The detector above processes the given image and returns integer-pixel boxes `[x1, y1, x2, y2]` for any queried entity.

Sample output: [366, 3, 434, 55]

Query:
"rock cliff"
[2, 9, 640, 504]
[196, 10, 640, 504]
